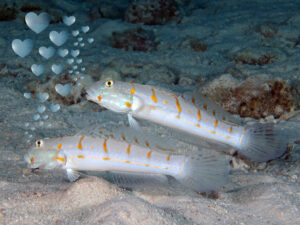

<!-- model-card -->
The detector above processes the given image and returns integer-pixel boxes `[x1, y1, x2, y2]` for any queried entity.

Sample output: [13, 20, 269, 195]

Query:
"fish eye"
[105, 80, 114, 87]
[35, 139, 43, 148]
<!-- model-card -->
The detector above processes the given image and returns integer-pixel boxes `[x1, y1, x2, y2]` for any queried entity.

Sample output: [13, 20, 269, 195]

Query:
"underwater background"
[0, 0, 299, 224]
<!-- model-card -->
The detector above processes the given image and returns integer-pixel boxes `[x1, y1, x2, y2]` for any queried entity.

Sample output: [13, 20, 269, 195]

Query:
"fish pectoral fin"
[66, 169, 80, 182]
[128, 114, 141, 130]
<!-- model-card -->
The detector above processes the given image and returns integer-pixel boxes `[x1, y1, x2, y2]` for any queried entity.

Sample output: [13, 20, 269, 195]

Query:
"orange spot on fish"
[126, 144, 131, 155]
[147, 151, 152, 159]
[222, 116, 226, 121]
[125, 102, 131, 108]
[213, 120, 218, 127]
[192, 97, 196, 105]
[211, 131, 216, 134]
[166, 154, 171, 161]
[212, 110, 216, 116]
[134, 137, 139, 144]
[145, 164, 150, 167]
[78, 136, 85, 150]
[102, 157, 110, 161]
[151, 88, 158, 103]
[155, 145, 175, 152]
[145, 141, 150, 148]
[103, 139, 108, 153]
[197, 109, 201, 121]
[30, 157, 34, 164]
[97, 95, 102, 102]
[121, 135, 127, 141]
[77, 155, 85, 159]
[203, 104, 207, 110]
[186, 110, 192, 114]
[172, 94, 182, 117]
[228, 126, 233, 132]
[163, 100, 168, 104]
[57, 143, 62, 149]
[56, 156, 65, 162]
[125, 160, 131, 164]
[130, 88, 135, 94]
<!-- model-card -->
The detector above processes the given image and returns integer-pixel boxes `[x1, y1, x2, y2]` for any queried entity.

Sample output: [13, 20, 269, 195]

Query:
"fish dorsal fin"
[180, 91, 243, 126]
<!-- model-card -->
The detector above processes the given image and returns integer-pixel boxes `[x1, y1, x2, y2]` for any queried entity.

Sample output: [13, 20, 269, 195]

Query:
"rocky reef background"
[0, 0, 299, 224]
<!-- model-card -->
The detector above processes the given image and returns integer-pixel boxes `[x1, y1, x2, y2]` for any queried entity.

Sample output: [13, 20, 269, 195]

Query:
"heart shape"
[67, 58, 74, 64]
[55, 84, 72, 97]
[36, 105, 46, 114]
[25, 12, 50, 34]
[31, 64, 44, 76]
[49, 30, 68, 46]
[49, 104, 60, 112]
[87, 38, 94, 44]
[81, 26, 89, 33]
[80, 43, 85, 47]
[51, 64, 63, 75]
[63, 16, 76, 26]
[39, 46, 55, 59]
[77, 37, 83, 42]
[74, 42, 79, 46]
[33, 114, 40, 121]
[37, 92, 49, 102]
[72, 65, 78, 70]
[76, 58, 82, 64]
[72, 30, 79, 37]
[57, 48, 69, 57]
[71, 49, 80, 57]
[42, 115, 49, 120]
[24, 93, 32, 99]
[11, 39, 33, 58]
[81, 67, 86, 72]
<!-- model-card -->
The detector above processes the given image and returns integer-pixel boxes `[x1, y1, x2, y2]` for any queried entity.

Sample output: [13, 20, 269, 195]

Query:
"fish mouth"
[85, 86, 99, 103]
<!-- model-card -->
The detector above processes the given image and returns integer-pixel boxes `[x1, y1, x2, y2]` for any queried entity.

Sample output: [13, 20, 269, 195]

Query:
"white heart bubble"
[77, 37, 83, 42]
[49, 104, 60, 112]
[37, 92, 49, 102]
[39, 46, 55, 59]
[67, 58, 74, 64]
[28, 134, 33, 138]
[73, 77, 78, 81]
[76, 58, 82, 64]
[42, 115, 48, 120]
[68, 70, 73, 74]
[55, 83, 72, 97]
[25, 131, 29, 135]
[74, 42, 79, 46]
[49, 30, 68, 46]
[72, 30, 79, 37]
[87, 38, 94, 43]
[36, 105, 46, 113]
[63, 16, 76, 26]
[81, 26, 89, 33]
[24, 122, 29, 127]
[33, 114, 40, 121]
[24, 93, 32, 99]
[57, 48, 69, 57]
[80, 76, 85, 80]
[75, 71, 79, 75]
[12, 39, 33, 58]
[30, 126, 36, 131]
[26, 139, 31, 143]
[80, 43, 85, 47]
[72, 65, 78, 70]
[71, 49, 80, 57]
[38, 121, 44, 126]
[31, 64, 44, 76]
[25, 12, 50, 34]
[46, 123, 52, 128]
[51, 64, 63, 75]
[81, 67, 86, 72]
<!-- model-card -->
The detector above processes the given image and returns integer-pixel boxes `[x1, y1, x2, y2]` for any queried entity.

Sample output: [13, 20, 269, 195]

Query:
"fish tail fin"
[239, 123, 288, 162]
[175, 152, 230, 192]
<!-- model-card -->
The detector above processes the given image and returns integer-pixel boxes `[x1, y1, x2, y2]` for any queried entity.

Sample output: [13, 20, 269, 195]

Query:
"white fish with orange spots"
[86, 79, 290, 162]
[24, 129, 230, 192]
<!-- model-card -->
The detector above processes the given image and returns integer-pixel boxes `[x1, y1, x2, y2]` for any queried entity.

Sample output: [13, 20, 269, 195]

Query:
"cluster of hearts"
[11, 12, 94, 142]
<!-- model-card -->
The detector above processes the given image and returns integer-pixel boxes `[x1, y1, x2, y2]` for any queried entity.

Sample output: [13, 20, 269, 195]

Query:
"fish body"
[86, 79, 288, 162]
[25, 133, 230, 192]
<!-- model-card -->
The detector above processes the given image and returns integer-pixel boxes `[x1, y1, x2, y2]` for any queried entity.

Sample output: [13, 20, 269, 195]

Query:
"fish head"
[86, 79, 133, 113]
[25, 138, 65, 170]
